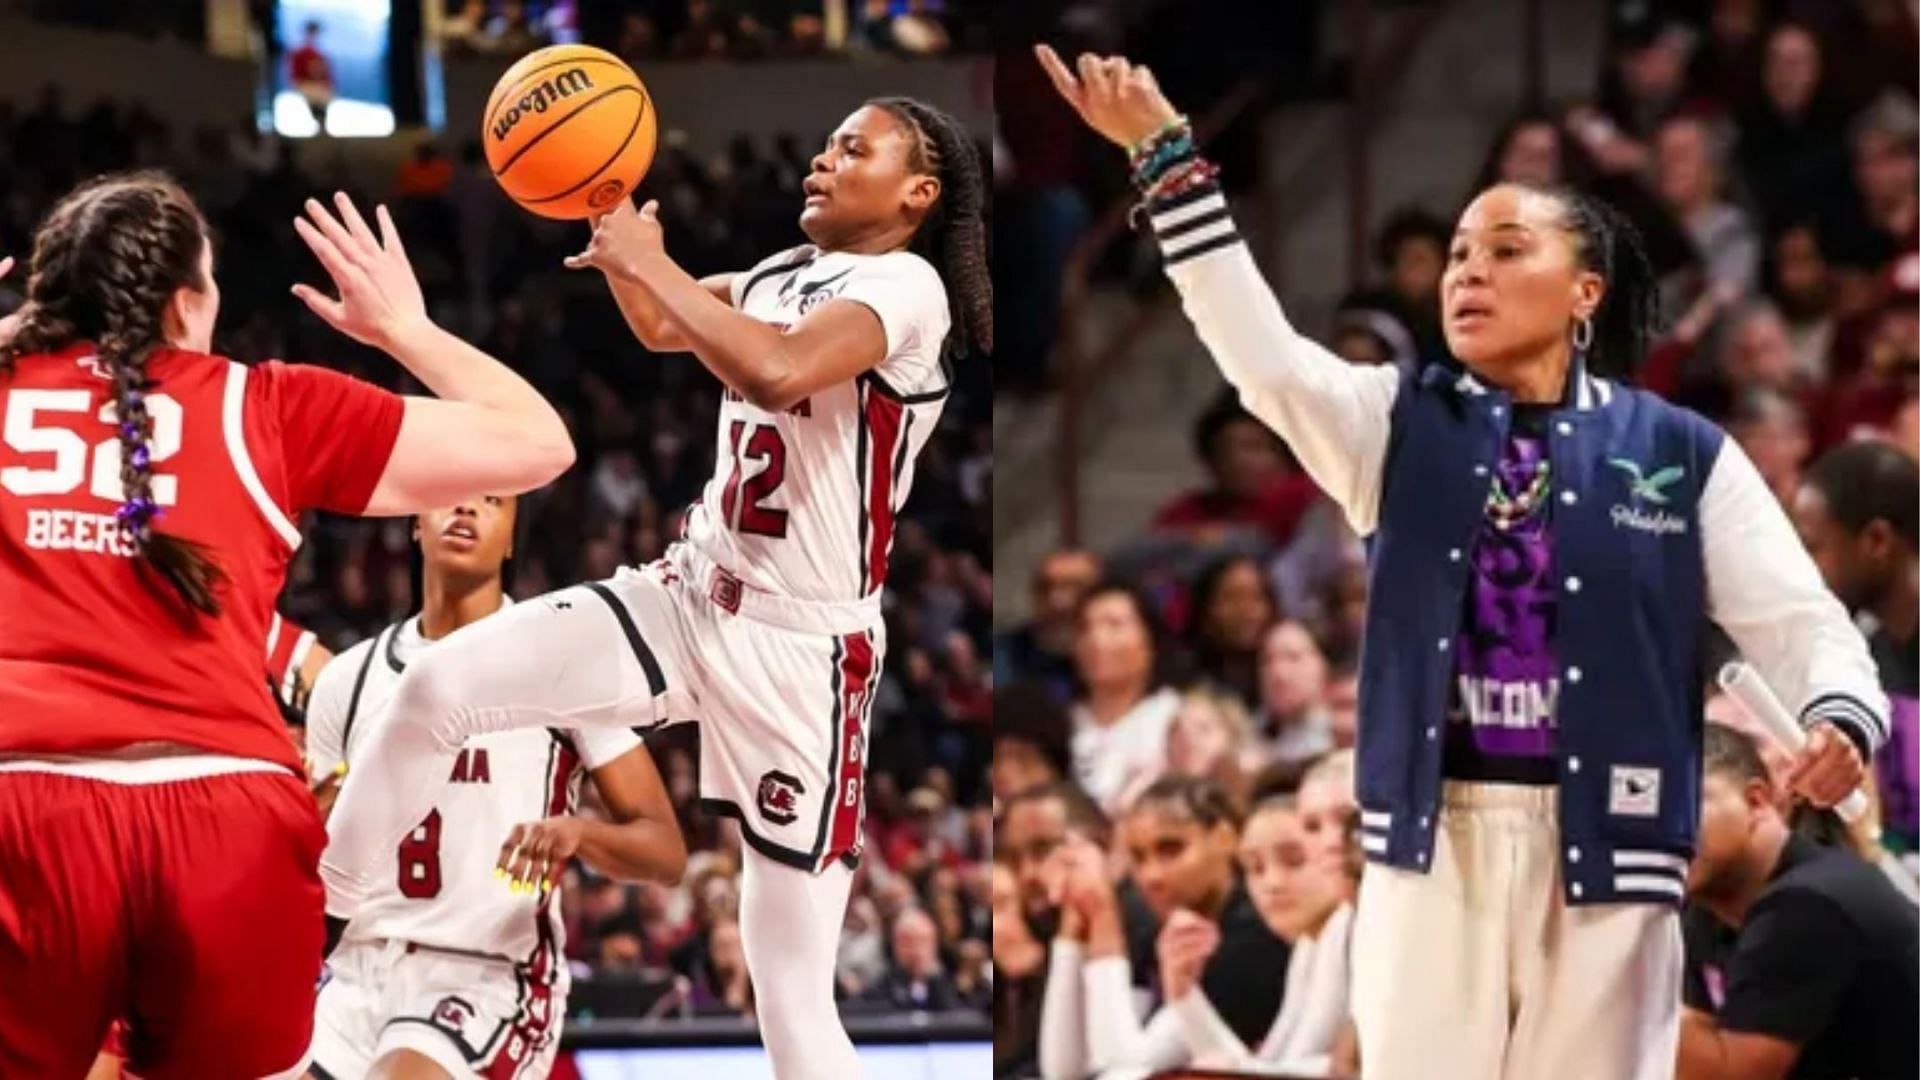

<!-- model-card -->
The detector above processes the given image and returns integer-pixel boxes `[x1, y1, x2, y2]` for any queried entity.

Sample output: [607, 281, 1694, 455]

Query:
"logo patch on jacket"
[1609, 765, 1661, 816]
[1607, 457, 1689, 535]
[757, 769, 804, 825]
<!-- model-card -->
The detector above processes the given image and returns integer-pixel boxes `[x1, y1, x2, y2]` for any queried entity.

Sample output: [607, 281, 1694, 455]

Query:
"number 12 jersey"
[681, 246, 951, 605]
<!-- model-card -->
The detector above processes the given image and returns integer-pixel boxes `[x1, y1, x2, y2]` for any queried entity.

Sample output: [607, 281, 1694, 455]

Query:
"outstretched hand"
[1783, 721, 1867, 810]
[1034, 43, 1179, 150]
[564, 198, 667, 282]
[291, 193, 429, 351]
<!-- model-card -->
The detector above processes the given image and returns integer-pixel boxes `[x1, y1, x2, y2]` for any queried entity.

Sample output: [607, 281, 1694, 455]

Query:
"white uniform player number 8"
[0, 390, 184, 504]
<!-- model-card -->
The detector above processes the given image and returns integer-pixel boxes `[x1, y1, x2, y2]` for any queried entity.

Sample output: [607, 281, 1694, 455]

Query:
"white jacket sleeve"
[1151, 183, 1401, 534]
[1083, 954, 1192, 1075]
[1040, 939, 1090, 1079]
[1702, 436, 1889, 753]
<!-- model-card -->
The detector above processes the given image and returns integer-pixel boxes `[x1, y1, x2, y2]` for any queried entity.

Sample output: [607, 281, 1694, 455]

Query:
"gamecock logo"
[757, 769, 804, 825]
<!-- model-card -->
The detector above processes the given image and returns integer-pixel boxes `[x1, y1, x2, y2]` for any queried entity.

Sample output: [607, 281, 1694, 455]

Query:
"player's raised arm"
[581, 199, 735, 353]
[291, 193, 575, 513]
[1036, 44, 1400, 534]
[568, 199, 886, 411]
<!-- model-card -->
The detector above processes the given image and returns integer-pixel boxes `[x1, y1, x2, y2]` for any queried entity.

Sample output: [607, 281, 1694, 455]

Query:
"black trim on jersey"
[383, 617, 412, 674]
[810, 636, 848, 858]
[309, 1062, 341, 1080]
[860, 369, 950, 405]
[737, 255, 816, 307]
[339, 625, 390, 757]
[856, 382, 872, 595]
[787, 264, 854, 300]
[582, 583, 666, 696]
[890, 410, 916, 531]
[381, 1011, 504, 1065]
[698, 797, 817, 871]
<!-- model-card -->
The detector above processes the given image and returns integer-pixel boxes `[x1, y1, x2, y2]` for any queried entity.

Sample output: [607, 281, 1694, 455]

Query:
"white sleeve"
[1151, 185, 1401, 535]
[1084, 954, 1192, 1075]
[1040, 939, 1090, 1079]
[1702, 437, 1890, 751]
[570, 726, 644, 771]
[304, 640, 365, 775]
[1168, 989, 1263, 1068]
[839, 252, 950, 394]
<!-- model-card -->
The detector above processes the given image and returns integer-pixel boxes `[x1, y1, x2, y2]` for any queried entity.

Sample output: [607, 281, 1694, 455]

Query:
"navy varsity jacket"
[1149, 181, 1890, 907]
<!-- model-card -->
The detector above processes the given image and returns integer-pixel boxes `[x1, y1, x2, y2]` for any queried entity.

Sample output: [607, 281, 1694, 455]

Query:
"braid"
[2, 171, 228, 615]
[868, 97, 994, 359]
[1518, 183, 1662, 378]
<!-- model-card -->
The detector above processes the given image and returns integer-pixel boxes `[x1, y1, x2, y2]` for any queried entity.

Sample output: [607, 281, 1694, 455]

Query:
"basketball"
[483, 44, 656, 220]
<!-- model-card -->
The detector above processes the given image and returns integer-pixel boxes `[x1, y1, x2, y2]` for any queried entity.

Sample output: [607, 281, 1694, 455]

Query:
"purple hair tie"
[130, 446, 151, 470]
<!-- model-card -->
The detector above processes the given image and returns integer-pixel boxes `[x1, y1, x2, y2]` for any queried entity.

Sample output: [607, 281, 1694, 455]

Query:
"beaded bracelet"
[1129, 157, 1221, 229]
[1127, 114, 1192, 161]
[1131, 133, 1196, 190]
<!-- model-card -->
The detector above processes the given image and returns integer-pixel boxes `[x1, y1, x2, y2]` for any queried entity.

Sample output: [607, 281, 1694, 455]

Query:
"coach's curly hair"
[1515, 182, 1662, 379]
[0, 171, 228, 615]
[868, 97, 993, 359]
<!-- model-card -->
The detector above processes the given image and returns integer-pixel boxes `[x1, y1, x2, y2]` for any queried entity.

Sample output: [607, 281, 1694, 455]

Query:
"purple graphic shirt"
[1444, 420, 1561, 784]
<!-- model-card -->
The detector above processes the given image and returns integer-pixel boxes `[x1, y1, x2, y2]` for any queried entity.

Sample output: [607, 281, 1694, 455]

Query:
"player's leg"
[1348, 784, 1514, 1080]
[322, 572, 694, 914]
[122, 771, 327, 1080]
[1502, 825, 1682, 1080]
[0, 773, 134, 1077]
[369, 1049, 453, 1080]
[367, 950, 562, 1080]
[738, 850, 861, 1080]
[308, 940, 387, 1079]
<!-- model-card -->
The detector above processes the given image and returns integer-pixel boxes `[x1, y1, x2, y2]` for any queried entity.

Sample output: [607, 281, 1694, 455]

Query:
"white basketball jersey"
[681, 245, 952, 604]
[307, 603, 641, 962]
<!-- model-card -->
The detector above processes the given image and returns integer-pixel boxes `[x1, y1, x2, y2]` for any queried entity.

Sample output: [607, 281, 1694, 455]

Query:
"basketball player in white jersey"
[305, 493, 686, 1080]
[317, 98, 990, 1080]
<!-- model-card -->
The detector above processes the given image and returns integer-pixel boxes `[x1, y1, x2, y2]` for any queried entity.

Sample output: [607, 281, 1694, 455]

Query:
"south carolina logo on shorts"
[757, 769, 805, 825]
[430, 996, 480, 1042]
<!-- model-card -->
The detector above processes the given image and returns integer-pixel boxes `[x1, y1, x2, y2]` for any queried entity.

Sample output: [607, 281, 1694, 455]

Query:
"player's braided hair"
[867, 96, 993, 359]
[0, 171, 228, 615]
[1130, 774, 1245, 831]
[1513, 182, 1662, 380]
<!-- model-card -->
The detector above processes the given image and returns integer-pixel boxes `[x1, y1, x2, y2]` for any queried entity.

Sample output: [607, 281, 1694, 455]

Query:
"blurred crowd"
[0, 55, 992, 1024]
[991, 0, 1918, 1076]
[442, 0, 989, 62]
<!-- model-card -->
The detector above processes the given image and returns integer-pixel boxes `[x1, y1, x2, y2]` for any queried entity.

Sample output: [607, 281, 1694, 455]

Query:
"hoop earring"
[1572, 316, 1594, 353]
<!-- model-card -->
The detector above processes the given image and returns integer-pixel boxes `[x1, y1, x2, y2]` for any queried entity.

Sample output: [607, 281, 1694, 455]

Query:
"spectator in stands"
[1069, 582, 1182, 815]
[994, 548, 1101, 703]
[288, 20, 334, 131]
[1655, 114, 1761, 295]
[1765, 224, 1838, 382]
[992, 858, 1046, 1078]
[1166, 687, 1255, 804]
[1475, 111, 1577, 191]
[1598, 14, 1696, 143]
[689, 917, 755, 1016]
[1793, 441, 1919, 859]
[1823, 94, 1920, 280]
[393, 139, 453, 200]
[1330, 298, 1419, 374]
[1153, 391, 1319, 550]
[1156, 792, 1358, 1074]
[1320, 664, 1360, 753]
[671, 0, 730, 59]
[1737, 22, 1854, 236]
[1727, 387, 1811, 507]
[1186, 553, 1279, 709]
[1251, 620, 1333, 776]
[863, 907, 962, 1011]
[990, 682, 1072, 807]
[1679, 723, 1918, 1080]
[613, 11, 662, 60]
[1366, 207, 1451, 363]
[1040, 777, 1289, 1078]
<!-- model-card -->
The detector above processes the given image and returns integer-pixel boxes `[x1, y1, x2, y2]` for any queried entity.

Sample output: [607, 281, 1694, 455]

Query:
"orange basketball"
[483, 44, 657, 220]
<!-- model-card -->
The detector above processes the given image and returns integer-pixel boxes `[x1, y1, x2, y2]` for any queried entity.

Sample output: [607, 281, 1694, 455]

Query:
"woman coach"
[1036, 45, 1888, 1080]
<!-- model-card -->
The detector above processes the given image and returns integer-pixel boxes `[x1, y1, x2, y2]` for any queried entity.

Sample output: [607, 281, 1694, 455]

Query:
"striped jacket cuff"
[1148, 181, 1240, 266]
[1800, 690, 1885, 760]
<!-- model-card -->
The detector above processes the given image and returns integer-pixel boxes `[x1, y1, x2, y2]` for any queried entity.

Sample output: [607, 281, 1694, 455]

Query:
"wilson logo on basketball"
[491, 68, 597, 142]
[757, 770, 804, 825]
[586, 179, 626, 209]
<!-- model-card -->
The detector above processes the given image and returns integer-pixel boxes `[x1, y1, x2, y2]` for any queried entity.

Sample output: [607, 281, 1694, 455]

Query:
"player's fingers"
[332, 191, 380, 254]
[0, 255, 12, 280]
[1077, 52, 1111, 101]
[1034, 45, 1084, 106]
[637, 199, 660, 221]
[302, 198, 366, 269]
[292, 216, 363, 288]
[374, 203, 409, 261]
[289, 283, 347, 326]
[496, 825, 526, 875]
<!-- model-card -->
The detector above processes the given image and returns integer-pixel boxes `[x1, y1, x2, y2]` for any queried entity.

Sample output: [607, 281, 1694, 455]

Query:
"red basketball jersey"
[0, 342, 403, 770]
[264, 611, 319, 710]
